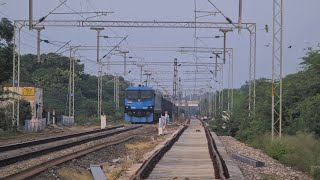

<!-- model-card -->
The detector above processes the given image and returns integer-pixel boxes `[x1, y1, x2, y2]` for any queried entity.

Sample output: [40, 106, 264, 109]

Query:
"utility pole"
[238, 0, 243, 33]
[106, 56, 111, 76]
[220, 65, 224, 112]
[214, 53, 222, 77]
[29, 0, 33, 30]
[228, 52, 231, 113]
[68, 47, 75, 118]
[219, 28, 233, 64]
[90, 27, 104, 116]
[116, 75, 119, 109]
[230, 50, 234, 116]
[144, 73, 152, 86]
[137, 64, 144, 85]
[120, 51, 129, 76]
[272, 0, 283, 139]
[211, 91, 214, 118]
[113, 75, 116, 106]
[173, 58, 178, 122]
[178, 77, 182, 116]
[113, 74, 120, 109]
[34, 26, 45, 63]
[214, 91, 217, 117]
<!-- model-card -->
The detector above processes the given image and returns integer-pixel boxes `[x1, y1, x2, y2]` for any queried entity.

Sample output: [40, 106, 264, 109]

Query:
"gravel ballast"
[0, 125, 157, 179]
[219, 136, 311, 180]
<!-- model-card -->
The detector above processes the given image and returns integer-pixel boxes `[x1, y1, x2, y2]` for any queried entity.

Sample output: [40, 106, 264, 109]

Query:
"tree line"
[212, 48, 320, 140]
[0, 18, 129, 131]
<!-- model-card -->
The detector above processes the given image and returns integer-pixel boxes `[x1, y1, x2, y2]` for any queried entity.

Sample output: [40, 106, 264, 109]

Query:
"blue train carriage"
[154, 90, 163, 121]
[124, 86, 156, 123]
[156, 92, 176, 121]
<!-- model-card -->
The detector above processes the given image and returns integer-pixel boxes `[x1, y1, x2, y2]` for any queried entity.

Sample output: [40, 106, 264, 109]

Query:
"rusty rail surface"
[202, 120, 229, 180]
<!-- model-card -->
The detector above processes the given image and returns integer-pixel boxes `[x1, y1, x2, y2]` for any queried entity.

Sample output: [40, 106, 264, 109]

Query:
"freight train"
[124, 85, 176, 123]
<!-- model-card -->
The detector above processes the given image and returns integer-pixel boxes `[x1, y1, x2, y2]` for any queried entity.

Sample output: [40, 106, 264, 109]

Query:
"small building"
[2, 85, 44, 121]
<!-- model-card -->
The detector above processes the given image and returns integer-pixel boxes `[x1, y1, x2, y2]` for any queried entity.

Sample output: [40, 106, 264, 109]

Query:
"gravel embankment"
[219, 136, 311, 180]
[0, 125, 157, 179]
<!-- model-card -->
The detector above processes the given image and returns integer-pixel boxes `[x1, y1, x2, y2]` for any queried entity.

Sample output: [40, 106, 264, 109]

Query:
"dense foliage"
[210, 48, 320, 177]
[0, 18, 13, 84]
[18, 53, 130, 123]
[0, 18, 29, 131]
[0, 19, 129, 131]
[220, 48, 320, 139]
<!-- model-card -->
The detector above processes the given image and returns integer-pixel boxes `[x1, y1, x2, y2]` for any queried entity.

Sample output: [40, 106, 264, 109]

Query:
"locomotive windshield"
[126, 90, 139, 100]
[141, 90, 154, 100]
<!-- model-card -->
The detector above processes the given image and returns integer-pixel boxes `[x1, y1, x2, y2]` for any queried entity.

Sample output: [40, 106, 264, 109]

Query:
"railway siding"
[131, 118, 239, 180]
[148, 119, 216, 179]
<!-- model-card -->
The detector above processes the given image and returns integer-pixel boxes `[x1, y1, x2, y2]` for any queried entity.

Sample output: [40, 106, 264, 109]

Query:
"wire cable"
[207, 0, 237, 28]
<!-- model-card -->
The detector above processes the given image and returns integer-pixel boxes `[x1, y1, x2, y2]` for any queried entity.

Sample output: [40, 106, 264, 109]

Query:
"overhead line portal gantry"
[12, 20, 255, 129]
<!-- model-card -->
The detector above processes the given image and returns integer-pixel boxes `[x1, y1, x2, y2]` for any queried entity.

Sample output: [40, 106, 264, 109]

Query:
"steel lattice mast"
[272, 0, 283, 139]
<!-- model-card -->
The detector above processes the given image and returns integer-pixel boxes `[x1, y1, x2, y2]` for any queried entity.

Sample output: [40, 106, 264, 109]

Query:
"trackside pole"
[165, 111, 169, 125]
[158, 117, 163, 135]
[47, 112, 50, 125]
[159, 116, 166, 135]
[52, 109, 56, 124]
[101, 114, 106, 129]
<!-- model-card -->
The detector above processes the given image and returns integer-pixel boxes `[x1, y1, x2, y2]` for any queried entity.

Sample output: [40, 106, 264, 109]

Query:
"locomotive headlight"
[126, 106, 131, 109]
[148, 106, 153, 109]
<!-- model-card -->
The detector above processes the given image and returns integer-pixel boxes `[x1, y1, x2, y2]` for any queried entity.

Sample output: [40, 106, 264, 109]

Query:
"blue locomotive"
[124, 86, 176, 123]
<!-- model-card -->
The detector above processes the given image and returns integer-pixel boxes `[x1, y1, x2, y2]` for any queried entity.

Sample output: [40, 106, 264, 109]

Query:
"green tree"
[0, 18, 14, 84]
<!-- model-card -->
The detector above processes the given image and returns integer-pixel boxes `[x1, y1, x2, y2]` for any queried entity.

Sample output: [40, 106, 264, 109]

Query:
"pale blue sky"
[1, 0, 319, 93]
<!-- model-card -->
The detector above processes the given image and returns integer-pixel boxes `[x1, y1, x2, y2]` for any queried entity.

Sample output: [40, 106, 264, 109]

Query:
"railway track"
[2, 134, 141, 180]
[131, 118, 229, 180]
[0, 125, 140, 167]
[1, 125, 154, 180]
[0, 125, 124, 152]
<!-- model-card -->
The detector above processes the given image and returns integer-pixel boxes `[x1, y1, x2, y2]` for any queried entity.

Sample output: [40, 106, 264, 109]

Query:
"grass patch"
[0, 130, 24, 140]
[125, 136, 165, 151]
[125, 141, 155, 150]
[58, 167, 93, 180]
[104, 136, 166, 179]
[75, 114, 128, 126]
[106, 169, 123, 180]
[249, 133, 320, 179]
[260, 173, 278, 180]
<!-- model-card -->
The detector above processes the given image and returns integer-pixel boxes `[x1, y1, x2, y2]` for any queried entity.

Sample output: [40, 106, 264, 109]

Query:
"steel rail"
[0, 126, 141, 167]
[130, 118, 228, 179]
[201, 120, 229, 179]
[0, 125, 124, 152]
[2, 133, 151, 180]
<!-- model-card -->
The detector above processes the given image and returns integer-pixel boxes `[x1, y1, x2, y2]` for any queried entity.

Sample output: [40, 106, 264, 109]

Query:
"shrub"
[265, 140, 289, 160]
[75, 114, 99, 125]
[248, 133, 320, 178]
